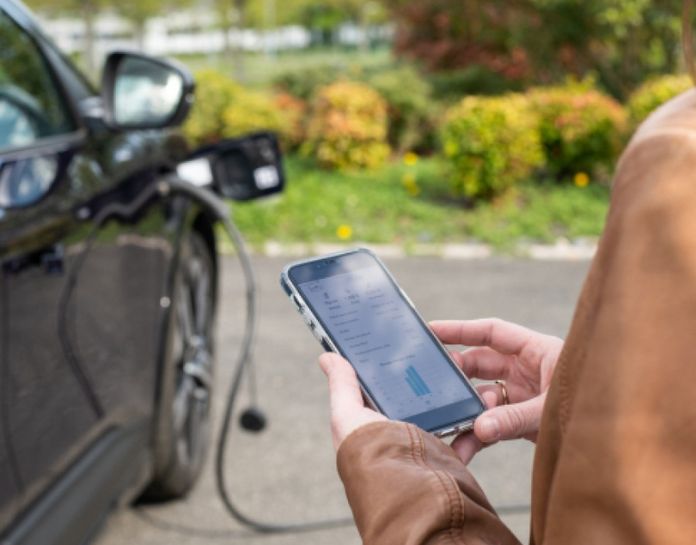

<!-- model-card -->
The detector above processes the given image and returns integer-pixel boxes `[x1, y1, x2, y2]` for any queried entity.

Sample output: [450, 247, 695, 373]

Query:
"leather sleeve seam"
[408, 424, 463, 545]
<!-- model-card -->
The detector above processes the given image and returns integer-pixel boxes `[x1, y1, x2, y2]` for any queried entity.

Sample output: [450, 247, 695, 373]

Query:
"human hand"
[318, 352, 387, 450]
[430, 319, 563, 463]
[318, 318, 562, 457]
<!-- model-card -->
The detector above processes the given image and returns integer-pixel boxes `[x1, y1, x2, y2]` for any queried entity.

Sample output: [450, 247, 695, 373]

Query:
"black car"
[0, 2, 283, 543]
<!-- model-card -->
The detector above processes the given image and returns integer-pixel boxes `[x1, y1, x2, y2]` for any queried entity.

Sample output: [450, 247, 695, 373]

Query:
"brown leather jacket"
[337, 90, 696, 545]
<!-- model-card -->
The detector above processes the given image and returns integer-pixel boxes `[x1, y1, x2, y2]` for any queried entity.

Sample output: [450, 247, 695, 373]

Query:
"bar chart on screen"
[405, 366, 431, 397]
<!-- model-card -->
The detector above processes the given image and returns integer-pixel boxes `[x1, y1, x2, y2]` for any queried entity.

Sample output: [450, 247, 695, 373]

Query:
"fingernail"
[478, 417, 500, 442]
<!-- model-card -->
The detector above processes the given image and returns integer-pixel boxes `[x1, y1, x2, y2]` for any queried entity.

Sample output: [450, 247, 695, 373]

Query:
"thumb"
[474, 394, 546, 444]
[318, 353, 365, 417]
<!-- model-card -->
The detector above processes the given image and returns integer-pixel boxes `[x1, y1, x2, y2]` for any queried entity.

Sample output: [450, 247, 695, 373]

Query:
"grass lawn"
[230, 155, 610, 251]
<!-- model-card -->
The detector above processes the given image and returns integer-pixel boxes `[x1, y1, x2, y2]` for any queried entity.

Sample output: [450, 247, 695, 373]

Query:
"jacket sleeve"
[337, 421, 522, 545]
[529, 111, 696, 544]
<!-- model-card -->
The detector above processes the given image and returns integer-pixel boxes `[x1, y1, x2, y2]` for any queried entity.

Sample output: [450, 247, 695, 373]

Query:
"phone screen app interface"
[299, 266, 474, 420]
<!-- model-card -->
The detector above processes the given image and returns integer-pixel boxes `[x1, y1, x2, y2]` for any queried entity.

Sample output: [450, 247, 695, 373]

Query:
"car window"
[0, 8, 76, 153]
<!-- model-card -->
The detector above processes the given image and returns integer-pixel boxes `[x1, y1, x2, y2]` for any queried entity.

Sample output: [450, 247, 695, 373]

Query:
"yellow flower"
[444, 141, 458, 156]
[574, 172, 590, 188]
[403, 152, 419, 166]
[402, 172, 420, 196]
[406, 184, 421, 196]
[336, 224, 353, 240]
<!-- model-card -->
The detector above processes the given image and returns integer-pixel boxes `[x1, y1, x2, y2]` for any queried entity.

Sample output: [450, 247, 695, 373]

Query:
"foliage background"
[23, 0, 696, 248]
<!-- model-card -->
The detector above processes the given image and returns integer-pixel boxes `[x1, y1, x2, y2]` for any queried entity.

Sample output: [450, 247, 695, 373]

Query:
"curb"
[235, 239, 598, 261]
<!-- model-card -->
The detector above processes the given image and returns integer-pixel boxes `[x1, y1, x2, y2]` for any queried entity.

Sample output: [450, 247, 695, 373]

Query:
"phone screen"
[288, 250, 483, 432]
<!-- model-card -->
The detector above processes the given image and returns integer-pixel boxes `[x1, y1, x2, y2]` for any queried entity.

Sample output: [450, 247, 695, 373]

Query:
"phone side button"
[291, 294, 303, 311]
[320, 338, 333, 352]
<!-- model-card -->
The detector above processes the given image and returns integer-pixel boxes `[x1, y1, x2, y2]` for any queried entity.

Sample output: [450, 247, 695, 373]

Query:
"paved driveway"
[94, 256, 590, 545]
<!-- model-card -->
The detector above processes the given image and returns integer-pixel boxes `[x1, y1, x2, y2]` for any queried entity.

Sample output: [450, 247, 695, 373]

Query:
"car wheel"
[143, 229, 216, 500]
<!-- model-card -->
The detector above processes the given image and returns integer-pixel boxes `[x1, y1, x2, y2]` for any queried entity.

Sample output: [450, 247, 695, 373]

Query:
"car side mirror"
[101, 51, 194, 130]
[179, 132, 285, 201]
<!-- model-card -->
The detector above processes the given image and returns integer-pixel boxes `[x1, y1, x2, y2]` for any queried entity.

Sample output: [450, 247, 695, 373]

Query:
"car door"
[0, 3, 105, 524]
[0, 268, 20, 533]
[0, 3, 171, 533]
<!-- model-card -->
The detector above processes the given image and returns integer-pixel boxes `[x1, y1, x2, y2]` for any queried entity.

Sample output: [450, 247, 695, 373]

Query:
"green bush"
[627, 74, 692, 126]
[272, 92, 308, 150]
[273, 65, 346, 101]
[303, 81, 391, 170]
[221, 90, 287, 139]
[183, 69, 289, 147]
[367, 65, 436, 154]
[182, 69, 238, 146]
[429, 66, 522, 101]
[440, 94, 543, 200]
[529, 83, 626, 180]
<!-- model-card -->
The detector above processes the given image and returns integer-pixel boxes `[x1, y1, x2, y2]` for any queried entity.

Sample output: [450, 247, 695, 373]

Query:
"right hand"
[430, 319, 563, 461]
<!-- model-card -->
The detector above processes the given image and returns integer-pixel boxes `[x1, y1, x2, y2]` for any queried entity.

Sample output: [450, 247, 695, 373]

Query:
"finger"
[318, 353, 365, 417]
[474, 394, 546, 444]
[450, 346, 513, 380]
[477, 387, 499, 409]
[450, 433, 484, 465]
[431, 319, 535, 355]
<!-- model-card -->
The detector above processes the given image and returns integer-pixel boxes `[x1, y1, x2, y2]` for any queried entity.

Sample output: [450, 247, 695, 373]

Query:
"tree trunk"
[82, 3, 97, 79]
[218, 0, 231, 57]
[232, 0, 246, 81]
[222, 19, 231, 57]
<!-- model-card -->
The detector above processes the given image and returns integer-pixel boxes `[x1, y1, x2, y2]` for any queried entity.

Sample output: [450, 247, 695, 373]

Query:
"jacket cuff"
[337, 421, 404, 465]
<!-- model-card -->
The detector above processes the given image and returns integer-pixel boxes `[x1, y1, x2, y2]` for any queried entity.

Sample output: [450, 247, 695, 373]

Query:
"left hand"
[318, 352, 496, 458]
[318, 353, 387, 450]
[318, 349, 527, 464]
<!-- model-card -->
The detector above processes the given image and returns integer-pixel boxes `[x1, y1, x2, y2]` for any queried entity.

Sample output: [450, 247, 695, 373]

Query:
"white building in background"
[36, 9, 389, 59]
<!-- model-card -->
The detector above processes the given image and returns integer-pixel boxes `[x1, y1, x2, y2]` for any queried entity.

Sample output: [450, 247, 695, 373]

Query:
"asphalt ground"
[94, 255, 590, 545]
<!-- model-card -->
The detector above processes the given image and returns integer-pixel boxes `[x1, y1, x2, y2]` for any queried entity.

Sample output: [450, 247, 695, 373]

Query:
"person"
[317, 6, 696, 544]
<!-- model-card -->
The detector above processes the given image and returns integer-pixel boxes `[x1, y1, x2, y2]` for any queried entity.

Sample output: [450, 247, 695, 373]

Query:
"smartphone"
[280, 248, 485, 437]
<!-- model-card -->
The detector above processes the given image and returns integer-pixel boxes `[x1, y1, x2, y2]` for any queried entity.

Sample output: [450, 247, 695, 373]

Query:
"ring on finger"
[494, 380, 509, 405]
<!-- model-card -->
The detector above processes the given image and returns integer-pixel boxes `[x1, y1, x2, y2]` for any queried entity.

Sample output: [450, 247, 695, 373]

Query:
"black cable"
[216, 214, 354, 533]
[132, 510, 262, 540]
[57, 228, 105, 419]
[58, 181, 167, 421]
[163, 177, 355, 533]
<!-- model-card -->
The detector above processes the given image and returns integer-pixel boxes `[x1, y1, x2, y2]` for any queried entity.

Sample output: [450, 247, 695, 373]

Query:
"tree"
[113, 0, 194, 49]
[25, 0, 107, 77]
[528, 0, 683, 97]
[385, 0, 684, 98]
[245, 0, 379, 45]
[212, 0, 248, 80]
[292, 0, 378, 45]
[385, 0, 534, 78]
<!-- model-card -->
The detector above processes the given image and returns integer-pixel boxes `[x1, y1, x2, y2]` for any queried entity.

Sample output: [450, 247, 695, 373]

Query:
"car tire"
[142, 229, 216, 501]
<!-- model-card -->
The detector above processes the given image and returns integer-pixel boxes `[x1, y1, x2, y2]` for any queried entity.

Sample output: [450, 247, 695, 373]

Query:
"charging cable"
[162, 177, 356, 533]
